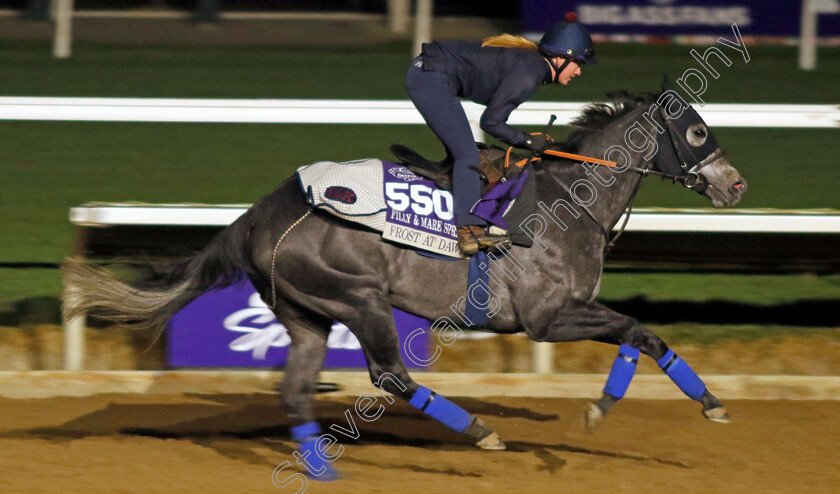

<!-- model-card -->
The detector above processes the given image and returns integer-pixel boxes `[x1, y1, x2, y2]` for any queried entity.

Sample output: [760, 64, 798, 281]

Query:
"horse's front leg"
[526, 300, 730, 432]
[614, 323, 731, 425]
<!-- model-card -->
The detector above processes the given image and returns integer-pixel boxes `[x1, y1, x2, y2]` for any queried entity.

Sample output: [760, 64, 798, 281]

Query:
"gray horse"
[64, 83, 746, 479]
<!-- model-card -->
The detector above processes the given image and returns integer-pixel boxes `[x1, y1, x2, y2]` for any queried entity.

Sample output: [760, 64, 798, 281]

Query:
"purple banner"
[167, 276, 429, 368]
[382, 161, 461, 257]
[522, 1, 839, 37]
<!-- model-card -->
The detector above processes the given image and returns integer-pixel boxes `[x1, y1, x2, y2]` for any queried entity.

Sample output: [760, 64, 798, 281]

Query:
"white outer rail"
[1, 97, 839, 128]
[69, 205, 840, 233]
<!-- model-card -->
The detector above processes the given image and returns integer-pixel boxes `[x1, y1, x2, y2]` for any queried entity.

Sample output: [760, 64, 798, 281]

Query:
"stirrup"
[457, 226, 510, 256]
[483, 235, 512, 256]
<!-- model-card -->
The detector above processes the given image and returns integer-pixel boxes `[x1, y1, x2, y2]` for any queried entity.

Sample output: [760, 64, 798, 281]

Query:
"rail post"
[52, 0, 74, 59]
[412, 0, 433, 56]
[533, 342, 554, 375]
[388, 0, 410, 34]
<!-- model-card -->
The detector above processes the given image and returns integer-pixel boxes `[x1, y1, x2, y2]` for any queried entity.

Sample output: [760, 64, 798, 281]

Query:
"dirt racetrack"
[1, 392, 838, 494]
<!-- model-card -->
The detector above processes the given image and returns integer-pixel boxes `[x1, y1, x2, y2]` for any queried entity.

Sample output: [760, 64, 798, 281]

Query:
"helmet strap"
[552, 58, 573, 83]
[545, 55, 576, 83]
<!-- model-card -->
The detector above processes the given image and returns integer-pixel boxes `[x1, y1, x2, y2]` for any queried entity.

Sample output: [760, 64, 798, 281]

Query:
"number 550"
[385, 183, 454, 221]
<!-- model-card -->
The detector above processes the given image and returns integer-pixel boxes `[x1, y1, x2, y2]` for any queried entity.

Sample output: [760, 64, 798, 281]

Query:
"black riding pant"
[405, 56, 483, 227]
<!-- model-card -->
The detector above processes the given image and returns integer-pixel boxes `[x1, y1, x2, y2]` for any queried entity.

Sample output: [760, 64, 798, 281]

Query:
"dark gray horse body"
[64, 88, 746, 469]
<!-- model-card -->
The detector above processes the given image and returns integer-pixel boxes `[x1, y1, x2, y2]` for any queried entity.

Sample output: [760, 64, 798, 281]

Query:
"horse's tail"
[62, 209, 259, 335]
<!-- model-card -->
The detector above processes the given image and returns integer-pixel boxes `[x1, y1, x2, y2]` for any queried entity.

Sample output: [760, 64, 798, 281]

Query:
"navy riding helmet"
[539, 12, 595, 81]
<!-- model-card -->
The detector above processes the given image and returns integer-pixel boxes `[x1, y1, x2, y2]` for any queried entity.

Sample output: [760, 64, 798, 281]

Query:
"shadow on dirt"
[0, 394, 688, 472]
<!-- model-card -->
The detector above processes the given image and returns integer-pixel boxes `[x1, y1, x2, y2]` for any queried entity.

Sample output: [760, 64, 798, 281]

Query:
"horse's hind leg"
[272, 298, 339, 480]
[342, 297, 505, 450]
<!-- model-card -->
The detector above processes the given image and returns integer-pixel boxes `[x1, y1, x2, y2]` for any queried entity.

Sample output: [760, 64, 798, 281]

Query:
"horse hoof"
[475, 432, 506, 450]
[583, 402, 604, 434]
[702, 406, 731, 424]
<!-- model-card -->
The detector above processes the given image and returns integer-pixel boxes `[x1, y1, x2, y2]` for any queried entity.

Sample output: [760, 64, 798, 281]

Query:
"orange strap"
[505, 145, 540, 169]
[542, 149, 617, 168]
[504, 132, 617, 169]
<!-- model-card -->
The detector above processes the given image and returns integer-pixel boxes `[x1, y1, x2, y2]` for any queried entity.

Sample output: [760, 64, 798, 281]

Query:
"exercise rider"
[405, 12, 596, 256]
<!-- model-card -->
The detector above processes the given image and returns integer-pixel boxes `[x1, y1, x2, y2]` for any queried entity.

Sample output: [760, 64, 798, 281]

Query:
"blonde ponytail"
[481, 34, 539, 51]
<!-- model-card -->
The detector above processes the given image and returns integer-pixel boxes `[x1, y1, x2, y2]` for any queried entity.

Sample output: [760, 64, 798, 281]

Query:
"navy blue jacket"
[420, 41, 551, 148]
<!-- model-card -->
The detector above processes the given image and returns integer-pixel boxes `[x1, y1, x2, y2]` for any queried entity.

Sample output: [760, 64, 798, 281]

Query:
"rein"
[505, 146, 617, 169]
[505, 105, 720, 252]
[504, 142, 643, 254]
[504, 135, 648, 253]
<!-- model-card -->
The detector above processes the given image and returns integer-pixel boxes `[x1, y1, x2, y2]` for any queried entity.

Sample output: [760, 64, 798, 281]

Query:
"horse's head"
[651, 76, 747, 208]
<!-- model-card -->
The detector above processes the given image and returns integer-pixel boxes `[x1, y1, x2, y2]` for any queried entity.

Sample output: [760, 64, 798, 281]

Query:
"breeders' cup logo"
[223, 293, 361, 359]
[388, 166, 424, 182]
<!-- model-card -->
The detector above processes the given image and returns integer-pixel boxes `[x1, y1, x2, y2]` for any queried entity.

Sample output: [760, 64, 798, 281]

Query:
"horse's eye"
[687, 125, 708, 146]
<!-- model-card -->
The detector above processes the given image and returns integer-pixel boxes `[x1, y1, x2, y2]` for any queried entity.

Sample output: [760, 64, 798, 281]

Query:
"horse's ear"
[662, 74, 674, 92]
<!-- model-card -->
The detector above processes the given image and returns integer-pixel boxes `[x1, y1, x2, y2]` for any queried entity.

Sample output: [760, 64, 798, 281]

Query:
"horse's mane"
[559, 92, 658, 153]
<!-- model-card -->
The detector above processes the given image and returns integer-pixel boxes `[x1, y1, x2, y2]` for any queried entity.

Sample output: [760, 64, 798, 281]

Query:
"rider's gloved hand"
[524, 134, 553, 154]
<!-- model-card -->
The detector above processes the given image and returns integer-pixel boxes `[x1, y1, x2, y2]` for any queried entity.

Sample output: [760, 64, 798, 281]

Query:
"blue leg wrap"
[409, 386, 472, 433]
[603, 344, 640, 399]
[657, 349, 706, 401]
[291, 422, 338, 481]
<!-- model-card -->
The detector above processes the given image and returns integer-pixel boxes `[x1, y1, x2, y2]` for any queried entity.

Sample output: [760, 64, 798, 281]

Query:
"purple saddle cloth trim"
[471, 170, 529, 230]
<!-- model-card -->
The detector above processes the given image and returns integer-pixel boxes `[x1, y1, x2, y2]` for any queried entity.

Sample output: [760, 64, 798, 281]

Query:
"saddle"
[389, 143, 530, 193]
[389, 143, 538, 250]
[297, 147, 538, 257]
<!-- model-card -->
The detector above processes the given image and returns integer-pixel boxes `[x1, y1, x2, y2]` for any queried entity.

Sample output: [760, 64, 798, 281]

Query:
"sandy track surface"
[1, 392, 838, 493]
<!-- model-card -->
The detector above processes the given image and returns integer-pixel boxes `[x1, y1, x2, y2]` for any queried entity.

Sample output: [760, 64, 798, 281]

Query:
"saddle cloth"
[297, 159, 531, 258]
[296, 159, 388, 231]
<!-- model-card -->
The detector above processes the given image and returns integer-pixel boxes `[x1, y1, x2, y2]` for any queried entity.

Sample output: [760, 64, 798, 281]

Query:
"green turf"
[599, 272, 840, 304]
[0, 40, 411, 99]
[1, 40, 838, 101]
[0, 268, 63, 326]
[0, 122, 444, 262]
[642, 324, 840, 346]
[0, 269, 63, 307]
